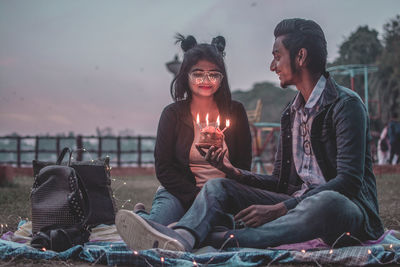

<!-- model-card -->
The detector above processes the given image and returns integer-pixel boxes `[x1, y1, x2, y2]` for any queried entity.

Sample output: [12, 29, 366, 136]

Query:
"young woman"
[135, 34, 252, 225]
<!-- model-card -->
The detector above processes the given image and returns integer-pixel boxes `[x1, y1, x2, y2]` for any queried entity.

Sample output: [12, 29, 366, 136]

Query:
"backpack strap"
[75, 170, 91, 229]
[56, 147, 72, 165]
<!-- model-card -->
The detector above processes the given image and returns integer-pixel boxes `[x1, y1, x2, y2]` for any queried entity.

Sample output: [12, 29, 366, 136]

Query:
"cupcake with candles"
[199, 125, 224, 148]
[197, 114, 229, 148]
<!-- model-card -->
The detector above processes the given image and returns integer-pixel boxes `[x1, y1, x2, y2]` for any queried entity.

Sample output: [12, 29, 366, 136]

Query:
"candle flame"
[196, 113, 200, 124]
[226, 119, 230, 127]
[216, 115, 220, 128]
[206, 113, 209, 127]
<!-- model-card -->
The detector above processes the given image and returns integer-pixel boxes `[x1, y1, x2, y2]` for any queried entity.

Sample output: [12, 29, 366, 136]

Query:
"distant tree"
[232, 81, 296, 123]
[370, 14, 400, 125]
[333, 26, 382, 66]
[329, 26, 383, 102]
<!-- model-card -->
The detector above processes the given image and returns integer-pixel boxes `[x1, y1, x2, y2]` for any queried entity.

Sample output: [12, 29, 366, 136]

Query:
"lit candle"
[221, 119, 230, 133]
[196, 113, 200, 128]
[206, 113, 209, 127]
[216, 115, 220, 130]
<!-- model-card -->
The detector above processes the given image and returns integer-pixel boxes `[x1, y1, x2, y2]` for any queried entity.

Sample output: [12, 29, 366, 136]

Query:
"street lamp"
[166, 54, 182, 76]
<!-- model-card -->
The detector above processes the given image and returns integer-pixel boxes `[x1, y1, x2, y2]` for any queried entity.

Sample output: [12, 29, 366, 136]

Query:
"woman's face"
[188, 60, 223, 99]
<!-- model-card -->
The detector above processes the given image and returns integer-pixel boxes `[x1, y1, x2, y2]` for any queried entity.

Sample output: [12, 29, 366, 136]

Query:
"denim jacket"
[238, 74, 384, 240]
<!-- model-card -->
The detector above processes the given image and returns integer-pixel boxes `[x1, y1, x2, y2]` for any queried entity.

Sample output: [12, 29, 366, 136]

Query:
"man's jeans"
[175, 178, 365, 248]
[137, 186, 185, 226]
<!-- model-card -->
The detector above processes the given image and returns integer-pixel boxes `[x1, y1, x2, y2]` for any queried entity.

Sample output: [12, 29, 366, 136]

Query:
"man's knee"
[304, 191, 364, 245]
[306, 190, 346, 205]
[302, 191, 360, 220]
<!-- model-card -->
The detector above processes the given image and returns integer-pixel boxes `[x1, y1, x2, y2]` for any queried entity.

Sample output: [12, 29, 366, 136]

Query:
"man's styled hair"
[274, 18, 327, 75]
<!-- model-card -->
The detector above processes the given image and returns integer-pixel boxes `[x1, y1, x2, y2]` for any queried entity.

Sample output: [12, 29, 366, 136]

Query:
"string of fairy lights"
[70, 148, 134, 209]
[0, 147, 400, 265]
[124, 231, 400, 267]
[0, 147, 133, 235]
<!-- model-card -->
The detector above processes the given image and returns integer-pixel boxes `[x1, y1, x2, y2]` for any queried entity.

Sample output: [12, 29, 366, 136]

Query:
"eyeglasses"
[189, 71, 223, 84]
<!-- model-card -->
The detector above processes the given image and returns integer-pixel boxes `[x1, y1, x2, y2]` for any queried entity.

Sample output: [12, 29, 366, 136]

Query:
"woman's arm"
[154, 105, 199, 209]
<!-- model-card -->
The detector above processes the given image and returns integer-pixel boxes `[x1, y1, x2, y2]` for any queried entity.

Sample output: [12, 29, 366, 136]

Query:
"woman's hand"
[234, 202, 288, 228]
[195, 144, 240, 177]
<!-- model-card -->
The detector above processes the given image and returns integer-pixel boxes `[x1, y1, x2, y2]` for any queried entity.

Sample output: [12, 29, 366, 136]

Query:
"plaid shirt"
[291, 75, 326, 197]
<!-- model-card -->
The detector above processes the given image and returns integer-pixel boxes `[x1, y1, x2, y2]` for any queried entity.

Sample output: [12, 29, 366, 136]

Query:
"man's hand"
[234, 202, 288, 228]
[195, 144, 240, 177]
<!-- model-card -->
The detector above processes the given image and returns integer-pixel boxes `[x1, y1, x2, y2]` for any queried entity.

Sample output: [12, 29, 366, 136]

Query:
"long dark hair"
[274, 18, 327, 75]
[170, 34, 232, 114]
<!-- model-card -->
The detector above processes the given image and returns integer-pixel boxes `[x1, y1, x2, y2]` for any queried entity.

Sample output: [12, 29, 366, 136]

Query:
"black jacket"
[154, 99, 252, 209]
[238, 74, 384, 240]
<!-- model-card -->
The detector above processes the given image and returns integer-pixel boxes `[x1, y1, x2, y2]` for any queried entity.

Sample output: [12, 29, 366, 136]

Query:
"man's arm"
[234, 202, 288, 227]
[196, 145, 279, 190]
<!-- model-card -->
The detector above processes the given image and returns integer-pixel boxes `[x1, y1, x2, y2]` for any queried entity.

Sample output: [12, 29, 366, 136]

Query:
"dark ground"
[0, 172, 399, 266]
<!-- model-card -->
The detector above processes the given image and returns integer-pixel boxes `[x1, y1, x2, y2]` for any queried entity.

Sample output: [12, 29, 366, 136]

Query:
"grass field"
[0, 172, 399, 266]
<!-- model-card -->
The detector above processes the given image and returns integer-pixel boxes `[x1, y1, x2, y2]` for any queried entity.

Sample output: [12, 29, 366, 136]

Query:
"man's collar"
[305, 75, 326, 109]
[291, 75, 326, 111]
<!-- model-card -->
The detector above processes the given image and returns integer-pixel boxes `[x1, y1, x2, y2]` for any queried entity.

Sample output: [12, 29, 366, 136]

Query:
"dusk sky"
[1, 0, 399, 136]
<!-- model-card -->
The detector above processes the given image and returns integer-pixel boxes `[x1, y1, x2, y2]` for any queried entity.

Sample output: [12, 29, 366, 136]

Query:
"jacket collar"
[283, 72, 338, 116]
[320, 72, 338, 107]
[176, 99, 194, 128]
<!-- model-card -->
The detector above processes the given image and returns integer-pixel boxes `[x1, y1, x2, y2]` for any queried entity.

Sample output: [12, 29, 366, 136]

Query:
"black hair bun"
[175, 33, 197, 52]
[211, 36, 226, 53]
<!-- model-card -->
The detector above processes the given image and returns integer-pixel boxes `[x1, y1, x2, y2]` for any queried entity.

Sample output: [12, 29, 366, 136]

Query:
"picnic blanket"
[1, 220, 400, 266]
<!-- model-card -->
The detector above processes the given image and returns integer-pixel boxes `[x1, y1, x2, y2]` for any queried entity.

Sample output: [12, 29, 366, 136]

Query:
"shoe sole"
[115, 209, 186, 252]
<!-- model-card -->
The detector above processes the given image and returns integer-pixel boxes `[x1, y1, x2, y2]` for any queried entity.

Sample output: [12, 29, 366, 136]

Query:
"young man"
[115, 18, 384, 251]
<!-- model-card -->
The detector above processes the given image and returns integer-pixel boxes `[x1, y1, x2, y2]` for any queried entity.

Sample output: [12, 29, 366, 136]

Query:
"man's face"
[270, 35, 297, 88]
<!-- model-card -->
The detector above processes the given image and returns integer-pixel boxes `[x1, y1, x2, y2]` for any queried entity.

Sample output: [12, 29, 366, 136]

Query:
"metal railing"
[0, 135, 156, 167]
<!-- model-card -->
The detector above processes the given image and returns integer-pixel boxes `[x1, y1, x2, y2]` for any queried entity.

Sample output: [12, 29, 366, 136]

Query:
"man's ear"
[297, 48, 308, 67]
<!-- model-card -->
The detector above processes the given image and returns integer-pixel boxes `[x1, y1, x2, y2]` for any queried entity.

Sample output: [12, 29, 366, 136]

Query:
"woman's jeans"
[136, 186, 185, 226]
[175, 178, 366, 248]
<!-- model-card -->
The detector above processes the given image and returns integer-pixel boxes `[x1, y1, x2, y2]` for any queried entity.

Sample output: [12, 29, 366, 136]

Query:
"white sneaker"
[115, 209, 190, 252]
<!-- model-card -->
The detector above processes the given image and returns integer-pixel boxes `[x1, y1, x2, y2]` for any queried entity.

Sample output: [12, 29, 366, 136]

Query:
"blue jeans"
[175, 178, 365, 248]
[136, 186, 185, 226]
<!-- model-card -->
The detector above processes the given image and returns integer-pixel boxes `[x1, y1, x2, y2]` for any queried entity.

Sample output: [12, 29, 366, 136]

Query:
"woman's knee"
[202, 178, 235, 198]
[149, 189, 185, 225]
[203, 178, 227, 191]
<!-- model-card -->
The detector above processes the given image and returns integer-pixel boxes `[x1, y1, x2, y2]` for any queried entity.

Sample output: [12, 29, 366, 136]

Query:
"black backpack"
[30, 148, 91, 252]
